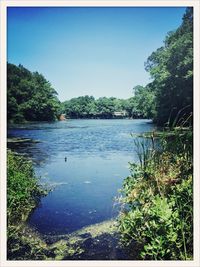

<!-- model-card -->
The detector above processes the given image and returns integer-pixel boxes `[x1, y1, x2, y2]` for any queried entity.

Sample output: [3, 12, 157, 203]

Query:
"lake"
[8, 119, 154, 236]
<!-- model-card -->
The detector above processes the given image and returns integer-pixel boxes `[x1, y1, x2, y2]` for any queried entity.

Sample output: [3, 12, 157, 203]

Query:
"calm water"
[8, 119, 154, 235]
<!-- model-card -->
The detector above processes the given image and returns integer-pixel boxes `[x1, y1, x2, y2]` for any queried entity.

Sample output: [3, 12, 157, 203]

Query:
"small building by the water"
[113, 111, 127, 117]
[59, 114, 66, 121]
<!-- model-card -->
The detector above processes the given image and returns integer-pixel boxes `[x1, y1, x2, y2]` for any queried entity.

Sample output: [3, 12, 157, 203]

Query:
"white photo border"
[0, 1, 199, 267]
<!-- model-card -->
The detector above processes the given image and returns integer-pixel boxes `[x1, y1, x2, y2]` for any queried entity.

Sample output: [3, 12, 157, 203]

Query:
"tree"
[96, 97, 115, 118]
[145, 7, 193, 126]
[7, 63, 61, 122]
[132, 85, 156, 119]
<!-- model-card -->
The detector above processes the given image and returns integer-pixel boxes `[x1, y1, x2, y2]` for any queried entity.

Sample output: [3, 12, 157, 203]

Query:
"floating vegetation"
[7, 137, 40, 143]
[42, 220, 140, 260]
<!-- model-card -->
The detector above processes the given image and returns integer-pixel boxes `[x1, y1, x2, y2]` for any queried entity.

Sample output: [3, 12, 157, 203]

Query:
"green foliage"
[63, 95, 97, 118]
[118, 127, 193, 260]
[7, 151, 47, 224]
[62, 94, 154, 119]
[7, 63, 61, 123]
[132, 85, 156, 119]
[7, 150, 48, 259]
[145, 7, 193, 126]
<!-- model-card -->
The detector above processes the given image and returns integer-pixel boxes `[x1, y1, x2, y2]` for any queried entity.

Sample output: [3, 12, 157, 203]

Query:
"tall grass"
[118, 125, 193, 260]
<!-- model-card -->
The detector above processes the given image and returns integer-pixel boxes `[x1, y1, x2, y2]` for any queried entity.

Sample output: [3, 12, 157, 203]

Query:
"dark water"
[8, 119, 154, 235]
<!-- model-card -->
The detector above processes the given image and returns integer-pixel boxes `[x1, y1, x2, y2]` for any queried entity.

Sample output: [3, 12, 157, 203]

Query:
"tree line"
[61, 86, 155, 119]
[7, 63, 155, 122]
[7, 7, 193, 126]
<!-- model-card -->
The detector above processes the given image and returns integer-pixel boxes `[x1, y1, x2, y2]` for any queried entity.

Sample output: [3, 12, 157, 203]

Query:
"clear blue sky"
[7, 7, 186, 101]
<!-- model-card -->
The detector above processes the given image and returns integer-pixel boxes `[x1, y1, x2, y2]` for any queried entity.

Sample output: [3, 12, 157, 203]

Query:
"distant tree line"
[7, 63, 155, 122]
[61, 87, 155, 119]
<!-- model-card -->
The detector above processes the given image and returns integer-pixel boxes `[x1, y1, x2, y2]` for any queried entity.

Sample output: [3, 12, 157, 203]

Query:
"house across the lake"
[113, 111, 127, 117]
[59, 114, 66, 121]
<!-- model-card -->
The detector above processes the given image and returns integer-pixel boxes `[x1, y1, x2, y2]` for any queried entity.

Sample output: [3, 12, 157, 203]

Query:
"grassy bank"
[118, 127, 193, 260]
[7, 150, 49, 260]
